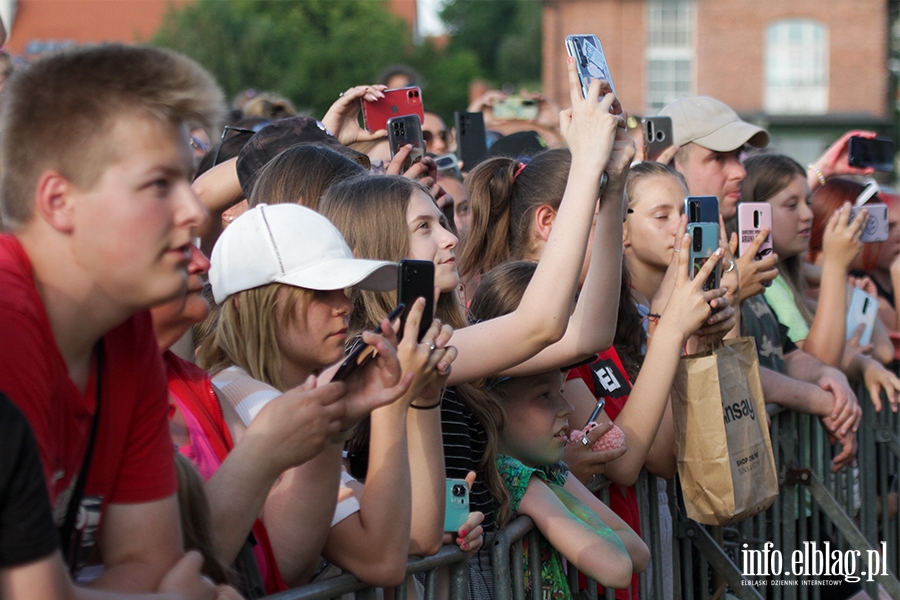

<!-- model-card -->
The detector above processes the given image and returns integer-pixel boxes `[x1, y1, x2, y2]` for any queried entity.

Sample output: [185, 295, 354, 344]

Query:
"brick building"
[543, 0, 895, 165]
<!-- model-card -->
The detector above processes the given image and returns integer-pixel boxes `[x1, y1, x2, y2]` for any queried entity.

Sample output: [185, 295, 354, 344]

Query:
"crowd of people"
[0, 33, 898, 600]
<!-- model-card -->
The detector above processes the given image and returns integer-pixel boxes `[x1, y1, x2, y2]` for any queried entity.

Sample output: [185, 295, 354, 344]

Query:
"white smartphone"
[846, 288, 878, 347]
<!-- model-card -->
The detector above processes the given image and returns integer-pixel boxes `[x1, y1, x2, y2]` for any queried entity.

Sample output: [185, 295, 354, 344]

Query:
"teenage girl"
[740, 154, 900, 413]
[198, 203, 452, 587]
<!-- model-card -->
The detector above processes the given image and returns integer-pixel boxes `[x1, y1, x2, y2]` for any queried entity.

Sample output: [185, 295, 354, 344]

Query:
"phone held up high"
[684, 196, 720, 225]
[565, 34, 616, 99]
[361, 86, 424, 133]
[387, 114, 425, 172]
[454, 111, 488, 172]
[642, 116, 673, 162]
[397, 259, 435, 342]
[688, 222, 720, 292]
[848, 136, 894, 172]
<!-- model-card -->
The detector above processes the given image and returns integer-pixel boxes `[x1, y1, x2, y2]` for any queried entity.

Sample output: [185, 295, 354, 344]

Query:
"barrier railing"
[261, 386, 899, 600]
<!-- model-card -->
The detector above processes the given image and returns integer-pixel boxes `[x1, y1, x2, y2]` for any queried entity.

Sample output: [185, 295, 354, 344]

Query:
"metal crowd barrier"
[262, 386, 899, 600]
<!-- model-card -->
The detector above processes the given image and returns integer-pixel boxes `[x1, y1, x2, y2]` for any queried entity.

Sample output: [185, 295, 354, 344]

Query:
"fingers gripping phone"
[388, 114, 425, 172]
[332, 304, 406, 382]
[642, 116, 673, 162]
[688, 222, 721, 292]
[397, 259, 435, 342]
[444, 479, 470, 532]
[846, 288, 878, 347]
[565, 34, 617, 99]
[737, 203, 774, 260]
[361, 86, 424, 133]
[849, 203, 889, 242]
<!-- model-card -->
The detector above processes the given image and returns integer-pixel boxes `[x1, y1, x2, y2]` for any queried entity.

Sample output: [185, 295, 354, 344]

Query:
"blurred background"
[4, 0, 900, 174]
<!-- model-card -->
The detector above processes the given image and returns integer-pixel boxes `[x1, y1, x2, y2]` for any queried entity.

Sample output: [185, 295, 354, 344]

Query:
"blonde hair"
[0, 44, 225, 230]
[198, 283, 312, 391]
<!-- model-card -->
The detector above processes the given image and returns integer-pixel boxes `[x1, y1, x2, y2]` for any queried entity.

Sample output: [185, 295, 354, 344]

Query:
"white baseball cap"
[210, 203, 397, 304]
[659, 96, 768, 152]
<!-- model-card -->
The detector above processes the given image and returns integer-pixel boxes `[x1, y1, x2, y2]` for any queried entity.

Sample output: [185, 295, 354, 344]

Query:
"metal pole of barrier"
[526, 529, 541, 600]
[679, 520, 765, 600]
[646, 473, 665, 600]
[447, 550, 469, 600]
[787, 468, 900, 598]
[490, 516, 533, 600]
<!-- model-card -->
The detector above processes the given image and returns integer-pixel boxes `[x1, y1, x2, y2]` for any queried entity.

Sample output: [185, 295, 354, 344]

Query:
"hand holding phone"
[332, 304, 405, 382]
[565, 34, 617, 99]
[848, 136, 894, 172]
[388, 115, 425, 173]
[737, 203, 774, 260]
[398, 259, 435, 342]
[444, 479, 470, 532]
[580, 399, 606, 446]
[361, 86, 424, 133]
[688, 222, 721, 292]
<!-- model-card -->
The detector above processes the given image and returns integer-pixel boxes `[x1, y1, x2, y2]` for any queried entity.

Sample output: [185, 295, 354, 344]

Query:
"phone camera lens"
[452, 484, 466, 496]
[692, 228, 702, 252]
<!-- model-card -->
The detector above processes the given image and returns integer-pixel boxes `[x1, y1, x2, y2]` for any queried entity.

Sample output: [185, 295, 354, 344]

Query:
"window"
[765, 19, 828, 114]
[646, 0, 695, 112]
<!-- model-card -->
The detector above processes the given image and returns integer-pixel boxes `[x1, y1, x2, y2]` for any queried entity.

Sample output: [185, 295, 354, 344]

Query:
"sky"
[417, 0, 448, 38]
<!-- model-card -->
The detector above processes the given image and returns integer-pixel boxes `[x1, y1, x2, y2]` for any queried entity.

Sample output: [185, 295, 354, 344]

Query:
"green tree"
[440, 0, 542, 89]
[152, 0, 412, 117]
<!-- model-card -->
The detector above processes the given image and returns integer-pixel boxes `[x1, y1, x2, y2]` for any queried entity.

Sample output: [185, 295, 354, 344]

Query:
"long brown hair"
[320, 175, 508, 509]
[174, 454, 231, 584]
[458, 149, 572, 282]
[741, 153, 815, 326]
[248, 144, 367, 211]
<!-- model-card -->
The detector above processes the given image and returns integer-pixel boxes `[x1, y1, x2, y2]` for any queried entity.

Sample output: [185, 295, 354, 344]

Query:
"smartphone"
[565, 34, 616, 99]
[584, 399, 606, 429]
[434, 153, 462, 180]
[444, 479, 470, 532]
[849, 203, 889, 242]
[454, 111, 488, 171]
[361, 86, 424, 133]
[387, 114, 425, 172]
[397, 259, 435, 342]
[492, 96, 539, 121]
[846, 288, 878, 347]
[642, 116, 673, 162]
[737, 202, 774, 261]
[332, 304, 406, 382]
[688, 222, 720, 292]
[848, 136, 894, 172]
[685, 196, 720, 224]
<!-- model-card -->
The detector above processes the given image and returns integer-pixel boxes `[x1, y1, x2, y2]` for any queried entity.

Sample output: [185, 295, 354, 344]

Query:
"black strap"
[59, 340, 104, 575]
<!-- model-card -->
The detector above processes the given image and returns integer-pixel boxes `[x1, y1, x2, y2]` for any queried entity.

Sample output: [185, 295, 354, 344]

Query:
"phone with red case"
[737, 202, 774, 261]
[361, 86, 424, 133]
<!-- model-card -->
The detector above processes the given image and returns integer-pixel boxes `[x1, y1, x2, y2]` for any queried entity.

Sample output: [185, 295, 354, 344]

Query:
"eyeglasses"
[423, 129, 453, 147]
[212, 122, 270, 167]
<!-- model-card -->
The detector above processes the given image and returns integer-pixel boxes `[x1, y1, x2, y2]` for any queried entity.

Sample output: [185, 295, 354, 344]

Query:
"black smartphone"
[388, 115, 425, 172]
[397, 259, 435, 342]
[332, 303, 405, 382]
[684, 196, 720, 224]
[848, 136, 894, 172]
[454, 111, 488, 172]
[642, 116, 673, 162]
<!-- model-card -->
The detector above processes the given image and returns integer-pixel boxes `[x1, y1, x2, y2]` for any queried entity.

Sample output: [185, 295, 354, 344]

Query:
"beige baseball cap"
[659, 96, 769, 152]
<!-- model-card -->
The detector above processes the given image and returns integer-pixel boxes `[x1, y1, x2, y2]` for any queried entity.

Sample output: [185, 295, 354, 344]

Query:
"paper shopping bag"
[671, 337, 778, 525]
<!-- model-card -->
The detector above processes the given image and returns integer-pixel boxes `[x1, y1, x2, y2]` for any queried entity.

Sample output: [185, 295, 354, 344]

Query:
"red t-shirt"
[0, 235, 176, 540]
[568, 347, 640, 600]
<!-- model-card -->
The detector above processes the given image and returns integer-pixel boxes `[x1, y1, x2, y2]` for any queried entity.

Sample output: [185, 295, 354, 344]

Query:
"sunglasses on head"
[212, 122, 270, 167]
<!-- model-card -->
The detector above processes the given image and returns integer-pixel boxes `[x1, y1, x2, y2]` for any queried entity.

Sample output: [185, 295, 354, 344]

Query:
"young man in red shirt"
[0, 44, 231, 598]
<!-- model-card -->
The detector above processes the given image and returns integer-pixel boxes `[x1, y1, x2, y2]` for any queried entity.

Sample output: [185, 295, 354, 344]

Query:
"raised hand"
[321, 84, 388, 146]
